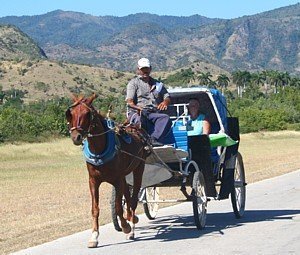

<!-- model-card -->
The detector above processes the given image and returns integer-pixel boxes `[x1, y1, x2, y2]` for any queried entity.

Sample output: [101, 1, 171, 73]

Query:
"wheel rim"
[195, 172, 207, 227]
[233, 154, 246, 216]
[144, 187, 159, 219]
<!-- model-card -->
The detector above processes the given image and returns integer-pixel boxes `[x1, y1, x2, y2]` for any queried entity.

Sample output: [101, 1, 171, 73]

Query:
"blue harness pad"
[82, 120, 117, 166]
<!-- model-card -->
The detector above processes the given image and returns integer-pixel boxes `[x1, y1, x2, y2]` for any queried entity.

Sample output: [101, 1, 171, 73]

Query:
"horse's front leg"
[88, 177, 101, 248]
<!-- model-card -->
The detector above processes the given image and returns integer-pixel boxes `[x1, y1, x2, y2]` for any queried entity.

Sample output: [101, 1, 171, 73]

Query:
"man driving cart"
[126, 57, 174, 146]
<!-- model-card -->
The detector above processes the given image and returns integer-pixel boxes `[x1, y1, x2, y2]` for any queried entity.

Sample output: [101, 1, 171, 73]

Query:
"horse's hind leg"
[123, 182, 132, 221]
[114, 181, 131, 234]
[123, 180, 139, 224]
[88, 177, 101, 248]
[127, 165, 144, 240]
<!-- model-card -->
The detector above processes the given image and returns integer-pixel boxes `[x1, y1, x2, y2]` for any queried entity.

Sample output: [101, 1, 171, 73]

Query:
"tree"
[232, 70, 251, 98]
[277, 71, 291, 89]
[251, 72, 265, 86]
[0, 85, 5, 104]
[197, 71, 212, 86]
[261, 70, 272, 96]
[180, 68, 196, 85]
[290, 77, 300, 88]
[216, 74, 230, 94]
[268, 70, 280, 94]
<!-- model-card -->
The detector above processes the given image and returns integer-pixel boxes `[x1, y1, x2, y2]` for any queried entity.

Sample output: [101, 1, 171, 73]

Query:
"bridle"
[66, 100, 112, 138]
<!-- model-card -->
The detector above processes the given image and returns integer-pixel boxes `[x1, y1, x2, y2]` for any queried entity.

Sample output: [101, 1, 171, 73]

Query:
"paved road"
[12, 170, 300, 255]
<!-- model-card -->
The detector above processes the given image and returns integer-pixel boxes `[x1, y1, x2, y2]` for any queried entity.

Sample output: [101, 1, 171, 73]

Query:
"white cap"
[137, 58, 151, 69]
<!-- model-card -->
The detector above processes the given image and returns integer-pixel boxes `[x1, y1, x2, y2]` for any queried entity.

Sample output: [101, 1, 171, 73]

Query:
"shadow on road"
[134, 209, 300, 242]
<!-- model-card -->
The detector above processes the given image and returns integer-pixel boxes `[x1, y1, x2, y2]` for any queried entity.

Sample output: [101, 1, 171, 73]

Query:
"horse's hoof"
[87, 241, 98, 248]
[126, 233, 135, 240]
[122, 223, 131, 234]
[133, 215, 139, 224]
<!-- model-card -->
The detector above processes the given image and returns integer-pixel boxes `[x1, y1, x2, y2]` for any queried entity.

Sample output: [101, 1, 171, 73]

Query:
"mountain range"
[0, 4, 300, 74]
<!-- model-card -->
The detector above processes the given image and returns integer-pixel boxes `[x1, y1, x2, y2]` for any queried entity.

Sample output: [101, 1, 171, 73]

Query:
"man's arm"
[126, 98, 142, 112]
[157, 83, 170, 110]
[126, 80, 142, 112]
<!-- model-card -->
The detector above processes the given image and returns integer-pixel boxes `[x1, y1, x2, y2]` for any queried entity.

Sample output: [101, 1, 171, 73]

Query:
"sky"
[0, 0, 299, 18]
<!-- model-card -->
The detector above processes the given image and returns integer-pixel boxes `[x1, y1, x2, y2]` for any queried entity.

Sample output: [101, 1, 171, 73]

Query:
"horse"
[65, 94, 148, 248]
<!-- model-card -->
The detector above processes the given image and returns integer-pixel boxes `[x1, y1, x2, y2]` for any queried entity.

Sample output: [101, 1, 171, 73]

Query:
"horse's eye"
[86, 111, 92, 120]
[66, 109, 72, 121]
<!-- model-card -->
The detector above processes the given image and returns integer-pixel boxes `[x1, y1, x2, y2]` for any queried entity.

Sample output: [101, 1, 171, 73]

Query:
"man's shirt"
[126, 76, 169, 107]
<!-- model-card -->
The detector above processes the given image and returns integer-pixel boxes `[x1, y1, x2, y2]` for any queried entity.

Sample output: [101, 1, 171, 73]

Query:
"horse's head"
[66, 94, 98, 145]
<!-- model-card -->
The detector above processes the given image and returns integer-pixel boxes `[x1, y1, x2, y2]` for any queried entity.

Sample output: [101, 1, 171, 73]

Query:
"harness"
[83, 119, 118, 166]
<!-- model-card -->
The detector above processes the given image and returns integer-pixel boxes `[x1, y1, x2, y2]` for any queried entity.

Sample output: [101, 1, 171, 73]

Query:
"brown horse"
[66, 94, 147, 248]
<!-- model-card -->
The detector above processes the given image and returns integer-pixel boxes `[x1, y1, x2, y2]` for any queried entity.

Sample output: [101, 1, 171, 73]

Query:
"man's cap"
[137, 58, 151, 69]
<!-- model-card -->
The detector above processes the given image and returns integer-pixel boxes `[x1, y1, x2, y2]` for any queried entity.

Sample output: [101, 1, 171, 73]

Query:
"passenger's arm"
[202, 119, 211, 135]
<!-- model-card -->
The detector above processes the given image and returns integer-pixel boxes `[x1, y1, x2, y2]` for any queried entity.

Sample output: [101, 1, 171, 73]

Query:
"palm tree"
[277, 71, 291, 89]
[290, 77, 300, 88]
[268, 70, 281, 94]
[208, 80, 217, 89]
[216, 74, 230, 94]
[232, 70, 251, 97]
[250, 72, 266, 97]
[197, 71, 212, 86]
[261, 70, 272, 96]
[251, 72, 265, 86]
[180, 68, 196, 86]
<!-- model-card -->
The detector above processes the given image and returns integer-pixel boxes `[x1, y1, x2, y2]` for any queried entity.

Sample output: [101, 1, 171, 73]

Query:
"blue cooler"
[172, 120, 188, 152]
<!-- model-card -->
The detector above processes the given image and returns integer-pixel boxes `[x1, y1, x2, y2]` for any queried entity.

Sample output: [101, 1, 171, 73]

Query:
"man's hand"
[157, 98, 170, 111]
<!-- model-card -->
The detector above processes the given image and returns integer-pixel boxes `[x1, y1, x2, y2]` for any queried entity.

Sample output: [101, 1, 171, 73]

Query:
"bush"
[0, 98, 70, 143]
[229, 87, 300, 133]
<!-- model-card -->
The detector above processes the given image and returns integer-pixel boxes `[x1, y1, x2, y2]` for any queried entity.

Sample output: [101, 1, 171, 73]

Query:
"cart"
[111, 87, 246, 230]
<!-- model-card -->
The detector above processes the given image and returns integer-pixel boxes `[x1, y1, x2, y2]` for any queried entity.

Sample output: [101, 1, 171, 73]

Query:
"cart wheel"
[231, 152, 246, 218]
[192, 170, 207, 229]
[111, 186, 130, 232]
[143, 187, 160, 220]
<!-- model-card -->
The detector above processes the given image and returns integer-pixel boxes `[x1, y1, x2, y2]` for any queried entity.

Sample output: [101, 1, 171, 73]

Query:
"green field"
[0, 131, 300, 254]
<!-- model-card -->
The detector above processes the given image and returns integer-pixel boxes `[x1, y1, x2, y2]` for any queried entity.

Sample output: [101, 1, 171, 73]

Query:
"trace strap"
[83, 119, 117, 166]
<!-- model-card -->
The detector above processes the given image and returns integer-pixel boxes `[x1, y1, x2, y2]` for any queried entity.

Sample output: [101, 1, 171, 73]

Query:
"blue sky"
[0, 0, 299, 18]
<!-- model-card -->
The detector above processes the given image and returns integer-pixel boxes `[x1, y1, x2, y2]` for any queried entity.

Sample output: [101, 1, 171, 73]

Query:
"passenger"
[187, 98, 217, 197]
[187, 98, 210, 136]
[126, 58, 174, 147]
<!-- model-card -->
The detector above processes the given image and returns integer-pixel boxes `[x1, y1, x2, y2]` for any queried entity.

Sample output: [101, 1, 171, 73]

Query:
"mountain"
[0, 4, 300, 74]
[0, 25, 46, 60]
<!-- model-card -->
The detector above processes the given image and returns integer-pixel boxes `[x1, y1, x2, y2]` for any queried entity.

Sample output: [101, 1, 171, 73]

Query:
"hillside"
[0, 25, 46, 61]
[0, 59, 135, 102]
[0, 58, 228, 101]
[0, 5, 299, 74]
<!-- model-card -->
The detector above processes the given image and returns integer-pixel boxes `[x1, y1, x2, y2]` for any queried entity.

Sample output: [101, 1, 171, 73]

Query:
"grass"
[0, 131, 300, 254]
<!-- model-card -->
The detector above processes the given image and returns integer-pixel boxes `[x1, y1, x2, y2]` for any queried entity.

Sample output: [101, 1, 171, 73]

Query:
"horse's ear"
[71, 94, 77, 102]
[87, 93, 98, 105]
[91, 93, 98, 101]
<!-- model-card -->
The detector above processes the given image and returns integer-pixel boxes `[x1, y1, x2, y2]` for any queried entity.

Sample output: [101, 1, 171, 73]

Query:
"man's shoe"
[150, 138, 164, 147]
